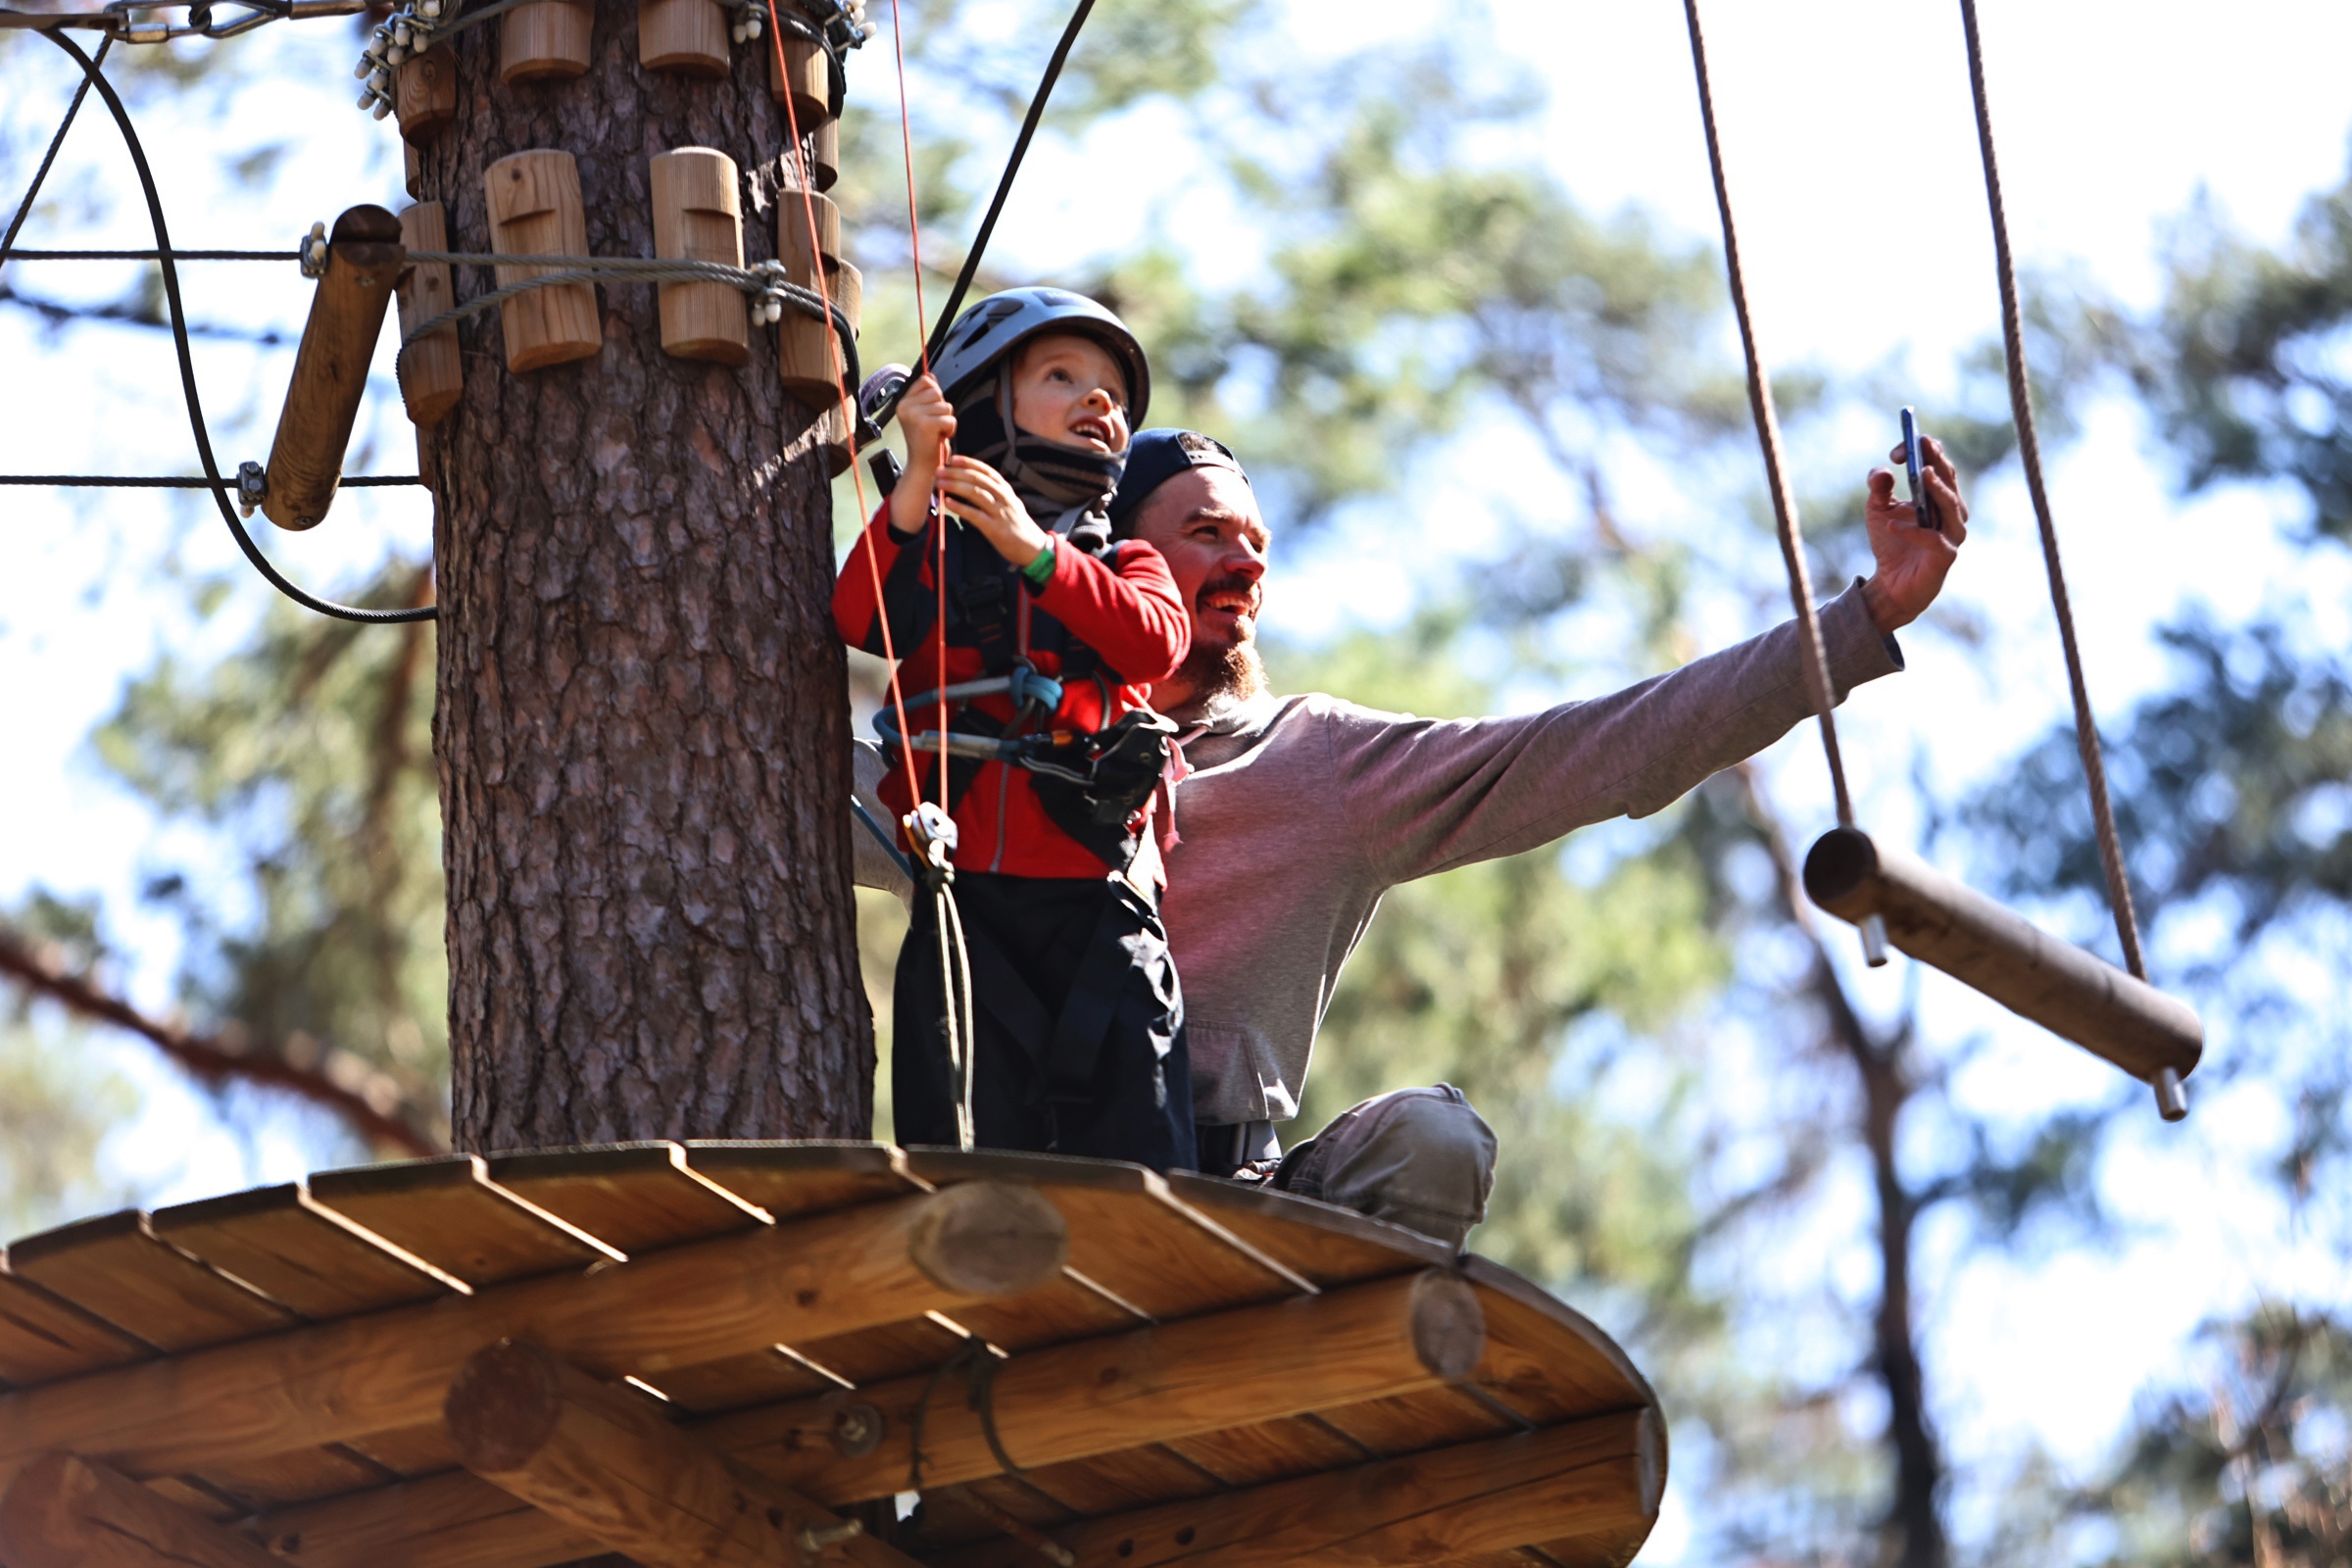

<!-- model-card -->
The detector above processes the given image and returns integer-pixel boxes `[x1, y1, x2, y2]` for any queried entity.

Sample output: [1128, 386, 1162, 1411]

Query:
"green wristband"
[1021, 538, 1056, 588]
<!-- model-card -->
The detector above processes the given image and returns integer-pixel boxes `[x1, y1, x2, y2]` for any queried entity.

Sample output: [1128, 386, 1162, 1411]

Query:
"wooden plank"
[999, 1442, 1223, 1518]
[5, 1210, 295, 1349]
[447, 1340, 923, 1568]
[924, 1270, 1146, 1355]
[242, 1467, 606, 1568]
[782, 1314, 971, 1390]
[637, 1346, 842, 1416]
[680, 1141, 922, 1222]
[1459, 1261, 1653, 1427]
[149, 1184, 460, 1318]
[1161, 1174, 1451, 1288]
[1314, 1386, 1518, 1459]
[487, 1143, 768, 1254]
[340, 1420, 462, 1477]
[923, 1410, 1658, 1568]
[905, 1152, 1307, 1321]
[0, 1452, 286, 1568]
[1161, 1413, 1370, 1489]
[711, 1269, 1486, 1507]
[170, 1445, 393, 1514]
[0, 1262, 152, 1388]
[308, 1154, 617, 1286]
[0, 1182, 1068, 1489]
[217, 1270, 1491, 1568]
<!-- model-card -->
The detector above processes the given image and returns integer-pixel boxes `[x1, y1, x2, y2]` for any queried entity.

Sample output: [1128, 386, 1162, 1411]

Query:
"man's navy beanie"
[1106, 428, 1250, 539]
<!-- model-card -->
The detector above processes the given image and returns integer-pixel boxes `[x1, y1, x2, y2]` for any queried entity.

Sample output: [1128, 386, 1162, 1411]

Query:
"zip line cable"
[2, 474, 417, 488]
[0, 34, 112, 273]
[38, 28, 437, 624]
[1681, 0, 1853, 830]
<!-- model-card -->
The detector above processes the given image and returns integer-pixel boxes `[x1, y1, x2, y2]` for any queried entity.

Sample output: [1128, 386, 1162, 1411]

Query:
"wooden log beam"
[927, 1408, 1659, 1568]
[446, 1341, 917, 1568]
[0, 1182, 1064, 1490]
[240, 1268, 1488, 1568]
[0, 1452, 284, 1568]
[261, 205, 404, 531]
[715, 1267, 1488, 1504]
[1803, 826, 2202, 1084]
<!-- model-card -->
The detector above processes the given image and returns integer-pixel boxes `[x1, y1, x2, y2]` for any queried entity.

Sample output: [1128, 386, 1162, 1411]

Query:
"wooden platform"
[0, 1144, 1662, 1568]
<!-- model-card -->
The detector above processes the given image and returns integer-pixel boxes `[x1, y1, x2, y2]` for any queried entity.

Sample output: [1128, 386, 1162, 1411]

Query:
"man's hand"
[886, 374, 956, 538]
[1859, 433, 1968, 634]
[937, 455, 1051, 569]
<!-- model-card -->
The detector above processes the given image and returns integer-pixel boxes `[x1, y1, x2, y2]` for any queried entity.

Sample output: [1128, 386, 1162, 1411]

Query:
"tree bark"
[421, 0, 868, 1148]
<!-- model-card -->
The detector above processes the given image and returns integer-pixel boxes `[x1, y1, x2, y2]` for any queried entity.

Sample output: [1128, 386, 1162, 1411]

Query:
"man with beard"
[857, 427, 1968, 1246]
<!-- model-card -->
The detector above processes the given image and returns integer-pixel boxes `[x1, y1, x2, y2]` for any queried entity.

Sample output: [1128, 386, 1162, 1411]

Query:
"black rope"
[37, 30, 436, 625]
[0, 248, 296, 262]
[861, 0, 1096, 441]
[906, 1340, 1025, 1494]
[1, 474, 419, 488]
[0, 35, 112, 280]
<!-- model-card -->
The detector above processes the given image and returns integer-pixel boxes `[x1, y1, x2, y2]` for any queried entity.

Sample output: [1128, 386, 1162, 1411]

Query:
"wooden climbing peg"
[776, 188, 840, 285]
[1803, 826, 2204, 1100]
[403, 140, 422, 199]
[395, 202, 462, 427]
[775, 214, 855, 401]
[501, 0, 593, 82]
[649, 147, 749, 365]
[394, 43, 457, 145]
[261, 204, 404, 532]
[485, 149, 603, 373]
[639, 0, 728, 76]
[807, 116, 840, 191]
[768, 30, 828, 126]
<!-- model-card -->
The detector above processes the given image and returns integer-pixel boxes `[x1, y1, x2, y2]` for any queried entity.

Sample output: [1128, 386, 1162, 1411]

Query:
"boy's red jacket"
[833, 505, 1190, 878]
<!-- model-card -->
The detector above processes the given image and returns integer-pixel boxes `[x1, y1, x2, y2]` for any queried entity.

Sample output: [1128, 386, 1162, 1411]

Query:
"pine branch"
[0, 923, 443, 1157]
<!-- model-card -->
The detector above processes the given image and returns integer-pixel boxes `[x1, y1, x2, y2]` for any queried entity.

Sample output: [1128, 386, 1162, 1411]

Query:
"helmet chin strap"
[986, 361, 1123, 554]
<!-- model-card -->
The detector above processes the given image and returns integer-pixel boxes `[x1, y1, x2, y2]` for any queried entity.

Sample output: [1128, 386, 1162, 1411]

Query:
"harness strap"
[1042, 878, 1162, 1106]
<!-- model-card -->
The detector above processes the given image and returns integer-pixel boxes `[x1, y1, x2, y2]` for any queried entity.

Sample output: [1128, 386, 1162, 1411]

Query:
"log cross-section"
[446, 1340, 918, 1568]
[0, 1183, 1066, 1490]
[0, 1451, 285, 1568]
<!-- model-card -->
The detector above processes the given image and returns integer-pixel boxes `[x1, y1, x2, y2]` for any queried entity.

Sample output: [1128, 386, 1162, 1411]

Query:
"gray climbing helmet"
[929, 286, 1152, 426]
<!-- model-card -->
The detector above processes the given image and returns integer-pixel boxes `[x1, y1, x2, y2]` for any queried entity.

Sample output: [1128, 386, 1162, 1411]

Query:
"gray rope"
[1957, 0, 2146, 984]
[1683, 0, 1853, 828]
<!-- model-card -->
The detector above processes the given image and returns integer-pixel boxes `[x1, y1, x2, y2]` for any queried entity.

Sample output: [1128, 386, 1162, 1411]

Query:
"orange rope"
[763, 0, 922, 809]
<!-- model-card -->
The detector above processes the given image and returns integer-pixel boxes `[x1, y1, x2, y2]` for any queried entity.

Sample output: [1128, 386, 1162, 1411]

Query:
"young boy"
[832, 287, 1196, 1170]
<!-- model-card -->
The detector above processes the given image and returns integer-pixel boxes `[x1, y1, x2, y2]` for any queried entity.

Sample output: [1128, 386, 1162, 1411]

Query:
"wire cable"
[1682, 0, 1852, 828]
[0, 247, 293, 262]
[2, 473, 418, 487]
[0, 35, 111, 280]
[39, 28, 436, 625]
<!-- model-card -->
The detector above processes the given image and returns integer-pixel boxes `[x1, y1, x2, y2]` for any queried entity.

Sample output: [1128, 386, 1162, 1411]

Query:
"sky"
[3, 2, 2350, 1560]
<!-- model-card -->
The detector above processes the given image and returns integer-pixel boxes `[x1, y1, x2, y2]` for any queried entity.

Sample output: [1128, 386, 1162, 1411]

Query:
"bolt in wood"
[1803, 826, 2203, 1088]
[639, 0, 729, 76]
[485, 149, 603, 374]
[769, 30, 828, 125]
[261, 204, 404, 532]
[649, 147, 749, 366]
[395, 201, 463, 427]
[500, 0, 593, 83]
[394, 42, 457, 145]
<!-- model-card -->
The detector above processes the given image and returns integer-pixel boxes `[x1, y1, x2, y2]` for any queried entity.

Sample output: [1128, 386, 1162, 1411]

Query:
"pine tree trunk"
[419, 0, 869, 1149]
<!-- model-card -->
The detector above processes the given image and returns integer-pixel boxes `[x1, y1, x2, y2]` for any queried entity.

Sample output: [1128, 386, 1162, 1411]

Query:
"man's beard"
[1176, 631, 1266, 710]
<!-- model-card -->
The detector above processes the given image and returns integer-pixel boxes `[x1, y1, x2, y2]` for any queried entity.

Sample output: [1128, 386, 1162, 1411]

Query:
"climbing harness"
[1681, 0, 2201, 1119]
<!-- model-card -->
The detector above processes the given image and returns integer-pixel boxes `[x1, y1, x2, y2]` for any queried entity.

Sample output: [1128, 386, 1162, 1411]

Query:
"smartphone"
[1900, 407, 1943, 533]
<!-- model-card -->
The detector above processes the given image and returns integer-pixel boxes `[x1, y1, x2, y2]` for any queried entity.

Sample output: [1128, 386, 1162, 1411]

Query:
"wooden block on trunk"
[0, 1452, 287, 1568]
[396, 201, 463, 428]
[648, 147, 749, 365]
[394, 43, 457, 145]
[806, 114, 839, 191]
[403, 140, 422, 199]
[777, 258, 856, 403]
[484, 149, 601, 373]
[768, 31, 829, 125]
[5, 1209, 295, 1350]
[639, 0, 728, 76]
[500, 0, 592, 82]
[776, 189, 841, 288]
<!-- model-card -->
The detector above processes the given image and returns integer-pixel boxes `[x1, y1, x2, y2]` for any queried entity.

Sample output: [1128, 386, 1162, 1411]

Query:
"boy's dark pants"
[894, 871, 1196, 1172]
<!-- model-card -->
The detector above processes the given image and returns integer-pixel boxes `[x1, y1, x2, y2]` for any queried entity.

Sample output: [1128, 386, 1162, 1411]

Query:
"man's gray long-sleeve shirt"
[855, 583, 1902, 1127]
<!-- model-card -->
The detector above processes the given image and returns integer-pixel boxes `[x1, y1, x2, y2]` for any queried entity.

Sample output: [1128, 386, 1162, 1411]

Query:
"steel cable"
[0, 35, 113, 278]
[1682, 0, 1854, 828]
[38, 29, 437, 624]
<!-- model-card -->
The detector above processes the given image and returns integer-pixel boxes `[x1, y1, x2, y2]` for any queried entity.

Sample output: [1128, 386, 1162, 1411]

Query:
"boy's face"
[1008, 333, 1132, 456]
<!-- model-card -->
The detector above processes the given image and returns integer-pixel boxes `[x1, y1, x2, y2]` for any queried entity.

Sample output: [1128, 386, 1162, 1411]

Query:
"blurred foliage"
[0, 891, 135, 1237]
[89, 563, 449, 1149]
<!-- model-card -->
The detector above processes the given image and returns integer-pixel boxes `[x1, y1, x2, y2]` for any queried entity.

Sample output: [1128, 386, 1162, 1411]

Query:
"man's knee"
[1279, 1085, 1497, 1250]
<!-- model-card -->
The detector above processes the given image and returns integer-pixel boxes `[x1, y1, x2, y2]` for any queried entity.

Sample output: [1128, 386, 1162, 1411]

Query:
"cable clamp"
[234, 461, 267, 517]
[747, 257, 790, 325]
[297, 221, 328, 277]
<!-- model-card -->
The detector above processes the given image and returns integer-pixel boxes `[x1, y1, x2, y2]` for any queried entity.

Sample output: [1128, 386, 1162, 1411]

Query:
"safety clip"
[903, 802, 958, 891]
